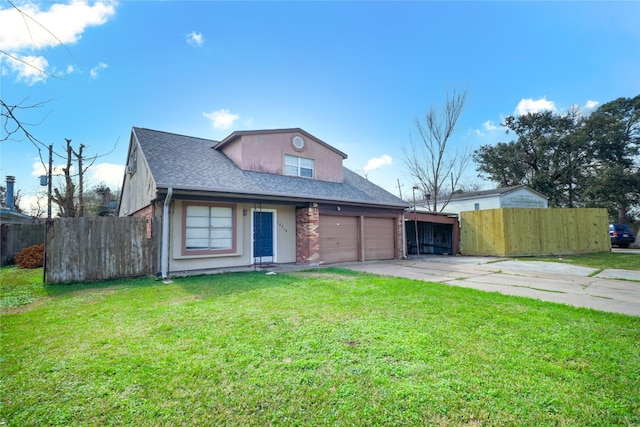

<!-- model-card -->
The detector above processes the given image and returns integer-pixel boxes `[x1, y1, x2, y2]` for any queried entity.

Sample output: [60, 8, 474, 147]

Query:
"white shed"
[432, 185, 548, 215]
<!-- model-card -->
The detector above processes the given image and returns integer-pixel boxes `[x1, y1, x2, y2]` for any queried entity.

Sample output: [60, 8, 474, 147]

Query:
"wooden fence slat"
[1, 223, 45, 265]
[45, 217, 155, 283]
[460, 208, 610, 257]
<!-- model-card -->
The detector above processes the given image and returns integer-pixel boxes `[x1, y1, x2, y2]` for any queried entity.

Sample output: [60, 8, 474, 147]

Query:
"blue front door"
[253, 211, 273, 260]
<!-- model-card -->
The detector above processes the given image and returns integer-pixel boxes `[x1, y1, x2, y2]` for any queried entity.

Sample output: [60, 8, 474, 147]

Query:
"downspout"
[161, 188, 173, 280]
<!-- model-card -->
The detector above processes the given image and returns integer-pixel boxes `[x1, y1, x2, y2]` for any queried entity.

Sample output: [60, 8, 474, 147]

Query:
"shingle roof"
[133, 127, 408, 209]
[449, 185, 547, 201]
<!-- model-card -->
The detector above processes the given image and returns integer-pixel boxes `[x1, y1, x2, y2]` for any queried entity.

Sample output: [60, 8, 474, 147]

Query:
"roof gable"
[214, 128, 348, 159]
[212, 128, 346, 183]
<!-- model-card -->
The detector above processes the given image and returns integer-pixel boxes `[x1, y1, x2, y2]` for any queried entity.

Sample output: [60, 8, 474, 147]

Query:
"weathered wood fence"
[460, 208, 610, 256]
[45, 217, 156, 283]
[1, 222, 45, 265]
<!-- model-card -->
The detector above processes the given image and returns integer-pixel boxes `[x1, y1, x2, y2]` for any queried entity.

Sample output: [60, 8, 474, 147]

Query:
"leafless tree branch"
[403, 89, 470, 212]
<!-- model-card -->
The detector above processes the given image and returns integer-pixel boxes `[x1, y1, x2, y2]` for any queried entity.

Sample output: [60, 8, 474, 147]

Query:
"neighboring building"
[432, 185, 548, 215]
[0, 209, 34, 224]
[405, 211, 459, 256]
[119, 127, 409, 277]
[1, 176, 43, 266]
[1, 176, 34, 224]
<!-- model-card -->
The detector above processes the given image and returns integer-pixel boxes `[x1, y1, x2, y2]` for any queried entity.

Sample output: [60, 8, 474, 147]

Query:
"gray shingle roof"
[133, 127, 408, 209]
[449, 185, 548, 201]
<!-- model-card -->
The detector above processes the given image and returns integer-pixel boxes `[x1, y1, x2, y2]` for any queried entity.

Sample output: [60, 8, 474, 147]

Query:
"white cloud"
[515, 97, 557, 116]
[483, 120, 498, 131]
[0, 1, 116, 83]
[585, 100, 599, 110]
[0, 1, 117, 51]
[31, 160, 123, 189]
[187, 31, 204, 47]
[87, 163, 124, 188]
[31, 160, 67, 177]
[89, 61, 108, 78]
[363, 154, 392, 172]
[3, 54, 49, 84]
[203, 109, 240, 130]
[474, 120, 498, 137]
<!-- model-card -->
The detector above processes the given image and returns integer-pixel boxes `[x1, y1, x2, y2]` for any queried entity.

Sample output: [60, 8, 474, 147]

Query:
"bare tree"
[51, 139, 77, 217]
[2, 9, 115, 217]
[402, 89, 471, 211]
[28, 190, 48, 218]
[49, 138, 98, 217]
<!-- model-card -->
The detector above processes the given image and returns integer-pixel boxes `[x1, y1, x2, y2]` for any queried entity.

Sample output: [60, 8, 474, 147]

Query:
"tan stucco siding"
[220, 132, 344, 183]
[168, 201, 296, 272]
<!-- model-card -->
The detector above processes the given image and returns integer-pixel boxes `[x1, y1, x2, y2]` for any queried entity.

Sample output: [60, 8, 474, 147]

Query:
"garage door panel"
[364, 217, 395, 260]
[320, 215, 358, 264]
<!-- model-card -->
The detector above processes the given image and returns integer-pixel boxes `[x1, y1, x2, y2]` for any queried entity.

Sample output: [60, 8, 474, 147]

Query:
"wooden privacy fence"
[1, 222, 45, 265]
[460, 208, 610, 257]
[45, 217, 156, 283]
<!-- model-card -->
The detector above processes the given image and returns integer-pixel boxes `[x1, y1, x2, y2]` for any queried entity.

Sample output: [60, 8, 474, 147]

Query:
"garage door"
[319, 215, 358, 264]
[364, 217, 395, 260]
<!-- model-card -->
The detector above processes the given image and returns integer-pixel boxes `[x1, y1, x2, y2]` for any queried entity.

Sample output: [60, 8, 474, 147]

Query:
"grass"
[516, 251, 640, 271]
[0, 266, 46, 308]
[1, 266, 639, 426]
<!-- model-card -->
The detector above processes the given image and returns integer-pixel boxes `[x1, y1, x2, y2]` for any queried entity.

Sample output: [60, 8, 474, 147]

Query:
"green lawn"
[517, 252, 640, 271]
[1, 266, 639, 426]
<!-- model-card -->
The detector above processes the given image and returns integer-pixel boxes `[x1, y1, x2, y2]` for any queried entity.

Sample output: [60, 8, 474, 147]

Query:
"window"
[285, 154, 314, 178]
[183, 204, 235, 254]
[474, 203, 480, 211]
[128, 147, 138, 175]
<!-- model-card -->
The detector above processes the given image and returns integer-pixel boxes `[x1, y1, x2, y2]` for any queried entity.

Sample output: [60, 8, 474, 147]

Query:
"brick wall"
[394, 213, 404, 259]
[296, 206, 320, 264]
[132, 204, 153, 238]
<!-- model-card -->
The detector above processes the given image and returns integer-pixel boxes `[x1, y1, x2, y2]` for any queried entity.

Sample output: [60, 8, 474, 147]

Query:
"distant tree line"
[473, 95, 640, 223]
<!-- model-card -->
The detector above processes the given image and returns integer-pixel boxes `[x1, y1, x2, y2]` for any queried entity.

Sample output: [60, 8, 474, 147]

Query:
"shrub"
[15, 244, 45, 269]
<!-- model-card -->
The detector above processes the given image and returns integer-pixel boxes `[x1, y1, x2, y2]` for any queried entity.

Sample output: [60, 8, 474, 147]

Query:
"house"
[0, 208, 34, 225]
[433, 185, 548, 215]
[1, 176, 44, 266]
[118, 127, 409, 278]
[1, 176, 35, 225]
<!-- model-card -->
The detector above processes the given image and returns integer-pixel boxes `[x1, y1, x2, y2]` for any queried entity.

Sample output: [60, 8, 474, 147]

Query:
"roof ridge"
[133, 127, 220, 144]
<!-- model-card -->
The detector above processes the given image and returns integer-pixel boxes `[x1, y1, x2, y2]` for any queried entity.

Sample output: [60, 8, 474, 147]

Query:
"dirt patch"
[1, 297, 50, 315]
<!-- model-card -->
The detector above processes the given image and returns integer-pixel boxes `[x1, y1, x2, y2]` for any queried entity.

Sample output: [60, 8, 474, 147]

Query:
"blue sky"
[1, 1, 639, 215]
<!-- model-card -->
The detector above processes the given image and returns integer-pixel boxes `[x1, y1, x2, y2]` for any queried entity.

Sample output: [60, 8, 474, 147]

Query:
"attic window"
[285, 154, 314, 178]
[128, 147, 137, 175]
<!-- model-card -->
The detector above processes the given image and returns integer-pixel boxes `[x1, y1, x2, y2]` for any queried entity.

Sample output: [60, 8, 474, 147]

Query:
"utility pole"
[47, 144, 52, 219]
[412, 186, 419, 255]
[73, 144, 85, 217]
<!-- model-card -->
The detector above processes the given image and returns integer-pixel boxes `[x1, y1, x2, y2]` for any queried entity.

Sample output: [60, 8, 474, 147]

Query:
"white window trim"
[284, 154, 314, 178]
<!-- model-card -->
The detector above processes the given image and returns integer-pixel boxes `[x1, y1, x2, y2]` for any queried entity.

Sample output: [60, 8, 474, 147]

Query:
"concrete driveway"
[342, 256, 640, 316]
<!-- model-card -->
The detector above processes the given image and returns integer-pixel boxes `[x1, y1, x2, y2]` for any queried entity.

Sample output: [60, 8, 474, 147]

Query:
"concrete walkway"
[340, 256, 640, 317]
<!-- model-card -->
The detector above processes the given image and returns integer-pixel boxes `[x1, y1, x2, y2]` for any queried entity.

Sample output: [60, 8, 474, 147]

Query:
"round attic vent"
[292, 136, 305, 150]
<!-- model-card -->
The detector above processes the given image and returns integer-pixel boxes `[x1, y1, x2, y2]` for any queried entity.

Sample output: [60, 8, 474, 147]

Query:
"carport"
[405, 211, 459, 255]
